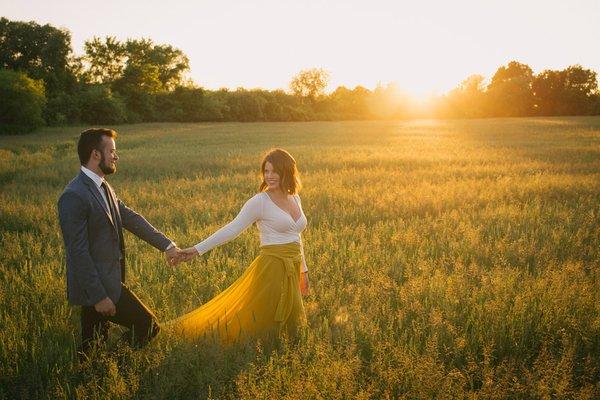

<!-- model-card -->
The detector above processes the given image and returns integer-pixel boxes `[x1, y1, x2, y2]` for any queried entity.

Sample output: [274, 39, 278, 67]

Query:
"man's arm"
[118, 199, 173, 251]
[58, 191, 108, 305]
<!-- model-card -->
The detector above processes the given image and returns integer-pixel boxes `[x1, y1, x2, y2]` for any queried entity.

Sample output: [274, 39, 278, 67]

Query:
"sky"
[2, 0, 600, 98]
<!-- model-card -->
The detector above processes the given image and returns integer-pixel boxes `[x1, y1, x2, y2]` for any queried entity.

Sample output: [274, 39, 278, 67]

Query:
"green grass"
[1, 118, 599, 399]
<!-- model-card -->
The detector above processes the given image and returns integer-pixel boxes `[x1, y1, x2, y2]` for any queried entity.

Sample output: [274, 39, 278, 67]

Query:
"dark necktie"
[101, 181, 125, 280]
[100, 181, 115, 220]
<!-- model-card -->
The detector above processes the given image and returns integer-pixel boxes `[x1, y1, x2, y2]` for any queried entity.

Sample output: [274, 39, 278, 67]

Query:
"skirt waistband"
[259, 242, 301, 260]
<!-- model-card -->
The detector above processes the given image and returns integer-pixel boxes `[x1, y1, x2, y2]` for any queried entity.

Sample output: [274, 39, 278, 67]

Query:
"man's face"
[97, 136, 119, 175]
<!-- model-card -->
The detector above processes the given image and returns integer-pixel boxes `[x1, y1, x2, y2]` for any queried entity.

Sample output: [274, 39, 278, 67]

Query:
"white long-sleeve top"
[194, 192, 309, 272]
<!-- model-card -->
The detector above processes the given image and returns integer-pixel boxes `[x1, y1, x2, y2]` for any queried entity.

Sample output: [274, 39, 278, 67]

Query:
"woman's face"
[263, 161, 281, 191]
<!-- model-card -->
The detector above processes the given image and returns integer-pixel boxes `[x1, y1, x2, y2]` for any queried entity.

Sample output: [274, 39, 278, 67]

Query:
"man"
[57, 128, 181, 360]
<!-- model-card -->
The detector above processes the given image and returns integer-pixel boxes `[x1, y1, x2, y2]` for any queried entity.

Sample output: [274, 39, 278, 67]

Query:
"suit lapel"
[79, 171, 116, 228]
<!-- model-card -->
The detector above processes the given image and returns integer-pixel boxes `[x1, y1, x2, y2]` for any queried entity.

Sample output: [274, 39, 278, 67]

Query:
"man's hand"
[300, 272, 310, 296]
[94, 297, 116, 316]
[165, 245, 183, 266]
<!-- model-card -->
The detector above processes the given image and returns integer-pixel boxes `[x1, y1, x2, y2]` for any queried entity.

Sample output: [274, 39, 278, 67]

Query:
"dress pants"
[79, 284, 160, 358]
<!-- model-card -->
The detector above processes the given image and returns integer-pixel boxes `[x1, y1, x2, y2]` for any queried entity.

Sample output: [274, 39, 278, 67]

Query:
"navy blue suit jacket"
[58, 171, 171, 306]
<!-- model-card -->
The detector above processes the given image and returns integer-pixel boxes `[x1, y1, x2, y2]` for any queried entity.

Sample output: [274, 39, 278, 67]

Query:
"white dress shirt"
[81, 166, 110, 210]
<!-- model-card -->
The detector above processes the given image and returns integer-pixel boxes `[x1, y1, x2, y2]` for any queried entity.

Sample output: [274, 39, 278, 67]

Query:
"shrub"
[120, 90, 156, 122]
[155, 87, 205, 122]
[0, 69, 46, 134]
[78, 85, 127, 124]
[45, 91, 82, 125]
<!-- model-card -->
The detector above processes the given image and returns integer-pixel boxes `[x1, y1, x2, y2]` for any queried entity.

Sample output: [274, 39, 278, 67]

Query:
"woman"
[171, 148, 310, 344]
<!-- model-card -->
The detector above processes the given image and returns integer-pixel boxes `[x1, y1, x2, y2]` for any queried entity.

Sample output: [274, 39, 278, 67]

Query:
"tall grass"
[1, 118, 599, 399]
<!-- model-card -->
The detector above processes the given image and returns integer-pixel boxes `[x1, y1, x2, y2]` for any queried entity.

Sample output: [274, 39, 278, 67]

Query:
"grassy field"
[1, 118, 599, 399]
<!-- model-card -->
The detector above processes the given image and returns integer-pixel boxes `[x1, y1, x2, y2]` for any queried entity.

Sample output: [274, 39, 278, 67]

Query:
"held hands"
[164, 245, 199, 267]
[165, 245, 184, 267]
[179, 247, 199, 263]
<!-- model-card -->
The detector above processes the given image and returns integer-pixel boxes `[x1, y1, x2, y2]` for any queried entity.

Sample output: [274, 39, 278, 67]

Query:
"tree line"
[1, 17, 599, 134]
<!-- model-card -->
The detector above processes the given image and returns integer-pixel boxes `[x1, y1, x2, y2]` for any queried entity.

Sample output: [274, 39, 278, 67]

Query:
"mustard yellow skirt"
[167, 242, 306, 344]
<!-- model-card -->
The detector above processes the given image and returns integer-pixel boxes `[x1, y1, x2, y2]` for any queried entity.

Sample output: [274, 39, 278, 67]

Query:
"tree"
[0, 17, 76, 94]
[532, 69, 563, 115]
[78, 85, 127, 124]
[444, 75, 487, 118]
[533, 65, 598, 115]
[155, 86, 205, 121]
[93, 37, 191, 120]
[83, 37, 190, 93]
[115, 63, 162, 95]
[124, 38, 189, 91]
[0, 17, 79, 124]
[83, 36, 126, 84]
[562, 65, 598, 114]
[226, 89, 268, 121]
[368, 83, 409, 119]
[487, 61, 535, 117]
[263, 89, 309, 121]
[0, 69, 46, 134]
[326, 85, 372, 119]
[289, 68, 330, 102]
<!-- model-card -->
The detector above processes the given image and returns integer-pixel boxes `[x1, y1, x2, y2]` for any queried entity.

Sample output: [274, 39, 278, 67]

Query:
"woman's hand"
[180, 247, 199, 262]
[300, 272, 310, 296]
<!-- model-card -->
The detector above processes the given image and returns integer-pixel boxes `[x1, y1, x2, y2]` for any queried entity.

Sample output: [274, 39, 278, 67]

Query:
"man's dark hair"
[77, 128, 117, 165]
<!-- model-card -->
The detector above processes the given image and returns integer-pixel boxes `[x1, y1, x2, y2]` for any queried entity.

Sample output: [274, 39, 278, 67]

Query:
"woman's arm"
[299, 234, 308, 273]
[299, 234, 310, 295]
[182, 194, 262, 258]
[295, 194, 310, 295]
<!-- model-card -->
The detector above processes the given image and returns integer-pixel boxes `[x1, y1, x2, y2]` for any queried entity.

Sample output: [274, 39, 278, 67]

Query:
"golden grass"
[1, 117, 599, 399]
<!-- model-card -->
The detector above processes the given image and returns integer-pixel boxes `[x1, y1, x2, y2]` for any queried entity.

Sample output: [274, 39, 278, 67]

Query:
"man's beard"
[99, 152, 116, 175]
